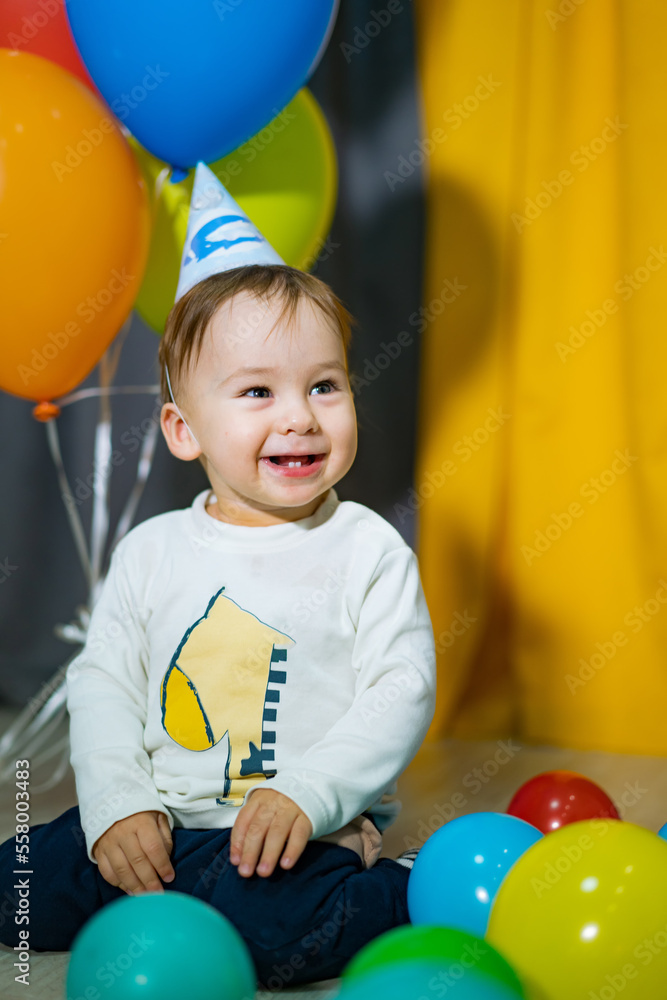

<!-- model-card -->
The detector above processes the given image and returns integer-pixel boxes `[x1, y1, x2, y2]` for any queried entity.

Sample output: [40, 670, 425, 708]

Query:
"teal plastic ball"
[65, 891, 256, 999]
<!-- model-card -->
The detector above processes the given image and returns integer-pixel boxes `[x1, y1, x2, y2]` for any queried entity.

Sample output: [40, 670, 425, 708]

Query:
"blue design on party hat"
[175, 161, 285, 301]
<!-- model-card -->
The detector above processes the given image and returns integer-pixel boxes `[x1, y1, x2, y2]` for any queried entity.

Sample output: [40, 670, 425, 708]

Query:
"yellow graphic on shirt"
[160, 586, 294, 806]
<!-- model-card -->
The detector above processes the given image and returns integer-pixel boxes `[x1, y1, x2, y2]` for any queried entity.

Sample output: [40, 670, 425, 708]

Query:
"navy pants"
[0, 805, 409, 989]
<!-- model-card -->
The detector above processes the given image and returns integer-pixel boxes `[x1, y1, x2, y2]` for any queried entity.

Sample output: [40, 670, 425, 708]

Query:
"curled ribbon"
[0, 321, 162, 791]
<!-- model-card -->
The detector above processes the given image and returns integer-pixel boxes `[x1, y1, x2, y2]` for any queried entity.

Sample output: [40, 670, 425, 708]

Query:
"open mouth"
[268, 454, 321, 467]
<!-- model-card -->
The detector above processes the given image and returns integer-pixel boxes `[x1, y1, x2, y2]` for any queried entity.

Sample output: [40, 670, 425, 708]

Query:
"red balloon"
[507, 770, 620, 834]
[0, 0, 95, 89]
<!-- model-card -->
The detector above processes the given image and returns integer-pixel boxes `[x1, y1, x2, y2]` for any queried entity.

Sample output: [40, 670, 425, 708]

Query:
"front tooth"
[287, 461, 302, 468]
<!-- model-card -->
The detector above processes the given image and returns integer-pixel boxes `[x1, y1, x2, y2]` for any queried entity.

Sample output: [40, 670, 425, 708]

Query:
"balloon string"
[0, 658, 70, 762]
[143, 163, 173, 248]
[108, 416, 160, 561]
[0, 652, 78, 789]
[26, 737, 73, 795]
[55, 385, 161, 407]
[0, 706, 67, 784]
[90, 369, 112, 596]
[153, 163, 172, 208]
[2, 322, 161, 788]
[0, 346, 160, 792]
[45, 420, 93, 589]
[89, 317, 131, 593]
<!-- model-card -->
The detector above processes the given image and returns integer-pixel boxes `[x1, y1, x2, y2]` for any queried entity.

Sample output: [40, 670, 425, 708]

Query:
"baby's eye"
[242, 381, 339, 399]
[312, 380, 338, 394]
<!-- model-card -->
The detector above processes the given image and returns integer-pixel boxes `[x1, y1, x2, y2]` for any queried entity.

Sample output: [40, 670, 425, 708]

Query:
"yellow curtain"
[414, 0, 667, 754]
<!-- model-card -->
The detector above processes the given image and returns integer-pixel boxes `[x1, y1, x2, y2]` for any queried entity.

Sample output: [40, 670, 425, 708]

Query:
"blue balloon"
[337, 961, 523, 1000]
[658, 822, 667, 841]
[64, 0, 339, 169]
[65, 891, 256, 999]
[407, 812, 543, 937]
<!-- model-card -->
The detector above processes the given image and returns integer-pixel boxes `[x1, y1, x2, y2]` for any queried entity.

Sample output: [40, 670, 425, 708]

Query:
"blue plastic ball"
[407, 812, 543, 937]
[65, 891, 256, 999]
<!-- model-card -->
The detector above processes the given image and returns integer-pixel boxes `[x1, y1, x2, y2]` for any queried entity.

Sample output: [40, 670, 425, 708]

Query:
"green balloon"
[343, 925, 527, 997]
[130, 87, 337, 334]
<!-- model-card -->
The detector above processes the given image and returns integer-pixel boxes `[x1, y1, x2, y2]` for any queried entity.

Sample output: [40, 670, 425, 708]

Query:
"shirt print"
[160, 586, 295, 807]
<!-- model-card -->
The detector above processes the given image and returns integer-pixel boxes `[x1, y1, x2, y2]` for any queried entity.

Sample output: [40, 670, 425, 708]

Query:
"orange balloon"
[0, 49, 150, 404]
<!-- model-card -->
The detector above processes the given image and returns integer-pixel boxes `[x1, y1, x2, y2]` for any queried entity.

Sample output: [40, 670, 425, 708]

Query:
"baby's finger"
[115, 833, 163, 893]
[237, 815, 274, 877]
[156, 812, 173, 848]
[105, 842, 146, 895]
[155, 814, 175, 879]
[254, 816, 295, 877]
[96, 851, 121, 889]
[279, 815, 313, 870]
[134, 830, 172, 889]
[229, 802, 257, 864]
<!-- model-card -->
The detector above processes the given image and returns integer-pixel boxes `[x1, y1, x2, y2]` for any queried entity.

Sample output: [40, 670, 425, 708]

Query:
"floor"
[1, 705, 667, 998]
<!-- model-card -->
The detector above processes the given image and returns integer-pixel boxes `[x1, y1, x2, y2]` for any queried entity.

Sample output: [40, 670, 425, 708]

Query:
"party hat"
[175, 161, 285, 301]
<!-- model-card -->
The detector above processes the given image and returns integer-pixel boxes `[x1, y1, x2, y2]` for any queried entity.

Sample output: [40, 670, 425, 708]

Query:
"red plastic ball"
[507, 770, 620, 834]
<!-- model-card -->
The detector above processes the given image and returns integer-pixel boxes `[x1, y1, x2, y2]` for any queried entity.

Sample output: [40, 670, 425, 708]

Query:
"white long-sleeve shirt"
[66, 487, 437, 863]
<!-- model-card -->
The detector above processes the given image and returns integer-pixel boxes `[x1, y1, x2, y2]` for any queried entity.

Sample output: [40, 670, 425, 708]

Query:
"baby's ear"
[160, 403, 201, 461]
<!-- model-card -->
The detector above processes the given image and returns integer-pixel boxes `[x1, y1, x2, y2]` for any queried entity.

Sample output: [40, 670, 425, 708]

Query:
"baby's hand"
[230, 788, 312, 878]
[92, 810, 175, 895]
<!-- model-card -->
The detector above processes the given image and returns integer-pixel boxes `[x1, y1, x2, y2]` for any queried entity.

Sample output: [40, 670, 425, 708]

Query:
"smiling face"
[160, 290, 358, 526]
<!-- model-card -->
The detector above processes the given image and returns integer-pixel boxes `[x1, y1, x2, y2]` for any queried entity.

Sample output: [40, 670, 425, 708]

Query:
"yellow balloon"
[129, 87, 337, 333]
[487, 819, 667, 1000]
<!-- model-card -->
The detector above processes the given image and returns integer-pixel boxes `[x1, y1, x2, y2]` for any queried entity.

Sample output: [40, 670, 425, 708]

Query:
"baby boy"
[0, 165, 436, 989]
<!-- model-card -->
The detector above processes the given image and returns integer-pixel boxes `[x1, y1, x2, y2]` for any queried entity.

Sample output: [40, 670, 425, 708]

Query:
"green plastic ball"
[343, 924, 526, 996]
[338, 960, 524, 1000]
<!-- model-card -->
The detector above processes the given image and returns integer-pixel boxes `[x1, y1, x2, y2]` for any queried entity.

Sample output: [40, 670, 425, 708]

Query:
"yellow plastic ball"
[487, 819, 667, 1000]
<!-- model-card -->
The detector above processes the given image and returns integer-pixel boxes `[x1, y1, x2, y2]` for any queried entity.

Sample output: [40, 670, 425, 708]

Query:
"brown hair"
[158, 264, 355, 406]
